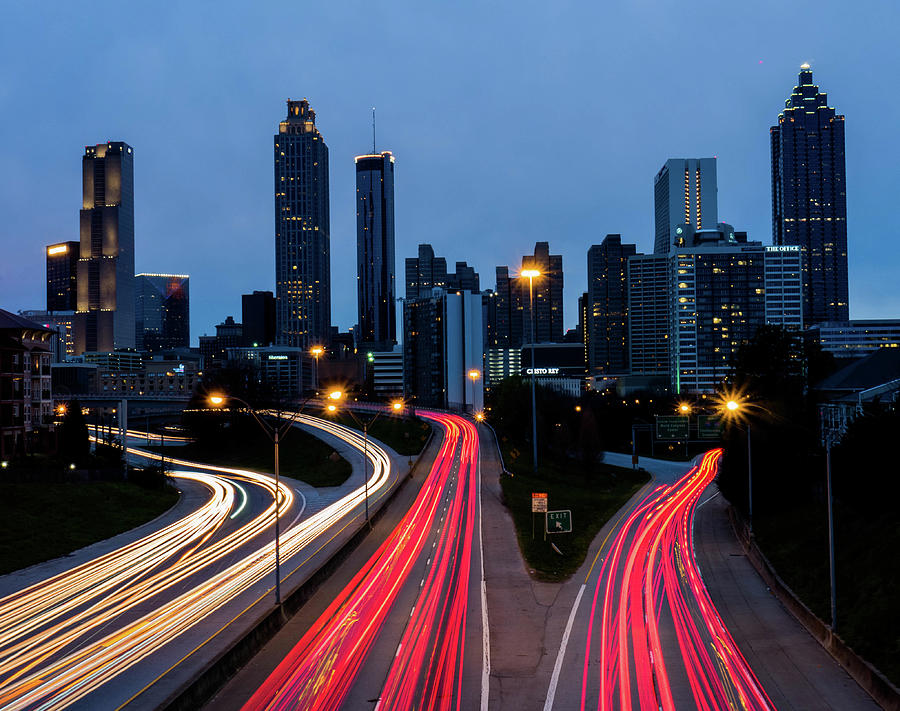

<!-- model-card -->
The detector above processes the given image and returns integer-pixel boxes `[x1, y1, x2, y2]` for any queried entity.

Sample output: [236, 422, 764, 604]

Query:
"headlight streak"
[0, 414, 390, 711]
[580, 450, 776, 711]
[241, 412, 480, 711]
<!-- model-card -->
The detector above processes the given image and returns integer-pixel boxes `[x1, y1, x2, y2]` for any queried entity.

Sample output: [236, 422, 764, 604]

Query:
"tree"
[57, 399, 89, 465]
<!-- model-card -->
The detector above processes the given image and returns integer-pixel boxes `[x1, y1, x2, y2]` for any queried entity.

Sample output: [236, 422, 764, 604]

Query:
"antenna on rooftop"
[372, 107, 376, 153]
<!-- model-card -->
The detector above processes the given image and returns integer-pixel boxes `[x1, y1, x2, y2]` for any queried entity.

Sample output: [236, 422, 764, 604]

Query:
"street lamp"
[719, 393, 753, 533]
[310, 346, 324, 393]
[326, 393, 403, 527]
[521, 267, 541, 474]
[208, 392, 315, 605]
[467, 369, 481, 414]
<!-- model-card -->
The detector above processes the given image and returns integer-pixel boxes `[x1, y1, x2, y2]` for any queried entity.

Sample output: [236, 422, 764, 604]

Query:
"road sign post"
[546, 510, 572, 534]
[532, 493, 547, 539]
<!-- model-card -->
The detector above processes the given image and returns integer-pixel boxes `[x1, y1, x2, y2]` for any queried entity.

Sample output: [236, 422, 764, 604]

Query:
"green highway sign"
[656, 415, 689, 440]
[546, 509, 572, 534]
[697, 415, 722, 439]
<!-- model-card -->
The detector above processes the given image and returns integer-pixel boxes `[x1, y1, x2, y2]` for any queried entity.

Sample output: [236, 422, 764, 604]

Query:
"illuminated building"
[46, 242, 79, 311]
[587, 235, 636, 375]
[18, 310, 75, 361]
[242, 290, 276, 347]
[627, 254, 670, 377]
[199, 316, 242, 367]
[135, 273, 189, 352]
[226, 346, 307, 399]
[0, 310, 53, 458]
[808, 320, 900, 359]
[74, 142, 135, 354]
[356, 151, 396, 350]
[403, 289, 483, 412]
[275, 99, 331, 349]
[371, 349, 404, 397]
[654, 158, 718, 255]
[771, 65, 848, 324]
[519, 343, 586, 397]
[405, 244, 447, 299]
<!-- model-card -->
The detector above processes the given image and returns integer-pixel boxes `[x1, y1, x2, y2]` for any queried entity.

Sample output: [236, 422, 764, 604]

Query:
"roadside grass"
[0, 482, 178, 575]
[327, 413, 431, 457]
[755, 503, 900, 687]
[147, 425, 351, 487]
[498, 441, 649, 582]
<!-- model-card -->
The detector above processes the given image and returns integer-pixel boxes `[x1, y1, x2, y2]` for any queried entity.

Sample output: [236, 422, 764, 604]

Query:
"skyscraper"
[654, 158, 718, 254]
[74, 142, 135, 354]
[771, 64, 848, 324]
[627, 254, 670, 377]
[587, 235, 636, 375]
[405, 244, 447, 299]
[275, 99, 330, 349]
[135, 273, 190, 352]
[356, 151, 396, 350]
[242, 290, 277, 347]
[46, 241, 79, 311]
[521, 242, 564, 344]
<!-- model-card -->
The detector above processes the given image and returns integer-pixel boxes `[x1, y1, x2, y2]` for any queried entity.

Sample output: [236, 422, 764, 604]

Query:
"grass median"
[147, 424, 351, 487]
[0, 482, 178, 575]
[499, 443, 649, 582]
[327, 412, 431, 457]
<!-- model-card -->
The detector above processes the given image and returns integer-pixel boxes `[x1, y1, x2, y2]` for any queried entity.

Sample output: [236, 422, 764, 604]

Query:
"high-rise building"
[199, 316, 243, 367]
[356, 151, 396, 350]
[654, 158, 718, 254]
[46, 242, 79, 311]
[771, 65, 848, 324]
[627, 254, 670, 377]
[587, 235, 636, 375]
[403, 289, 483, 412]
[447, 262, 480, 292]
[275, 99, 331, 349]
[74, 142, 135, 354]
[242, 290, 277, 347]
[490, 266, 523, 349]
[521, 242, 564, 344]
[405, 244, 447, 299]
[135, 274, 189, 352]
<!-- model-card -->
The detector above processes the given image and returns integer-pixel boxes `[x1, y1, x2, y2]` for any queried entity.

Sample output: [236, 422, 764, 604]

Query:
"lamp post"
[468, 369, 481, 414]
[521, 268, 540, 474]
[208, 393, 313, 605]
[310, 346, 324, 394]
[722, 397, 753, 533]
[327, 393, 402, 527]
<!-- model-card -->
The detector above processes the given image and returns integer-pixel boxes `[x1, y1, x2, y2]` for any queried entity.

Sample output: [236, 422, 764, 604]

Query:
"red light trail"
[242, 412, 482, 711]
[581, 449, 775, 710]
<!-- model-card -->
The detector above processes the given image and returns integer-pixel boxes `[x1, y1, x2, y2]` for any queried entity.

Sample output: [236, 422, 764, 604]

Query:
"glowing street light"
[521, 267, 541, 474]
[209, 395, 225, 406]
[328, 390, 343, 401]
[310, 346, 324, 392]
[718, 393, 753, 533]
[726, 400, 739, 412]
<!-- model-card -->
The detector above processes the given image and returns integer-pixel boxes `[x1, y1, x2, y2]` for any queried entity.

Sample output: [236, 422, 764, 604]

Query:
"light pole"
[468, 369, 481, 414]
[326, 394, 403, 527]
[208, 393, 315, 605]
[310, 346, 324, 394]
[723, 397, 753, 533]
[522, 268, 540, 474]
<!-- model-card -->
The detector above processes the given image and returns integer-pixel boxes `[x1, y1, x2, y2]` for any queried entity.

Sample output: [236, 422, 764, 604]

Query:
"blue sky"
[1, 1, 898, 342]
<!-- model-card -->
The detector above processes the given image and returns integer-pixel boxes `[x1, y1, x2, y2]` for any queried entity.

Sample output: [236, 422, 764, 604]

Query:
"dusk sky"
[2, 1, 898, 343]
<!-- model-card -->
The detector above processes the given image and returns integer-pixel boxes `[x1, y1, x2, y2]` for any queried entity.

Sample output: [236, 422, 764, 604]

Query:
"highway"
[0, 413, 397, 711]
[214, 411, 489, 711]
[545, 449, 774, 710]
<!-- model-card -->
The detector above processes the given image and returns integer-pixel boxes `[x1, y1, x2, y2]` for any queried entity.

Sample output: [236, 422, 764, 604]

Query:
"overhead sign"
[547, 510, 572, 533]
[656, 415, 689, 440]
[531, 492, 548, 513]
[697, 415, 722, 439]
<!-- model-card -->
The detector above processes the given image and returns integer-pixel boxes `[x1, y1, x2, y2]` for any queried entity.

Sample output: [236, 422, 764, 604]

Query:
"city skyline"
[1, 3, 898, 342]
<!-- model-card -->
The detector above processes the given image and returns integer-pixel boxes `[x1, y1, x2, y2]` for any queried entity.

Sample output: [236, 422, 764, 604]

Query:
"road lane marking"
[478, 426, 491, 711]
[543, 583, 585, 711]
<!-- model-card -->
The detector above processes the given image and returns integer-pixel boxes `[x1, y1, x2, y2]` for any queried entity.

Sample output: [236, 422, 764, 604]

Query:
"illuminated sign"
[525, 367, 560, 376]
[47, 245, 68, 255]
[268, 355, 288, 360]
[765, 246, 800, 253]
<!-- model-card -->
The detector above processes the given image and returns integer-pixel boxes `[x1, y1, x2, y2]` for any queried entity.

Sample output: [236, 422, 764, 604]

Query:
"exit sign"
[546, 510, 572, 534]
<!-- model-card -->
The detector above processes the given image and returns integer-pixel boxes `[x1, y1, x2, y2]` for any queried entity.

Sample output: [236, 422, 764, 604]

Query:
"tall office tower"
[627, 254, 670, 377]
[447, 262, 480, 292]
[46, 242, 79, 311]
[587, 235, 637, 375]
[275, 99, 330, 349]
[405, 244, 447, 299]
[667, 226, 802, 393]
[73, 142, 135, 354]
[491, 266, 523, 348]
[653, 158, 718, 254]
[356, 151, 396, 350]
[521, 241, 564, 343]
[242, 290, 277, 347]
[135, 274, 190, 352]
[771, 65, 848, 324]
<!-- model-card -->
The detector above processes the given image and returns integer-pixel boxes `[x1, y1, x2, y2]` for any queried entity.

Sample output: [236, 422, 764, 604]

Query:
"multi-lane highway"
[0, 412, 398, 710]
[543, 449, 774, 710]
[215, 411, 489, 711]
